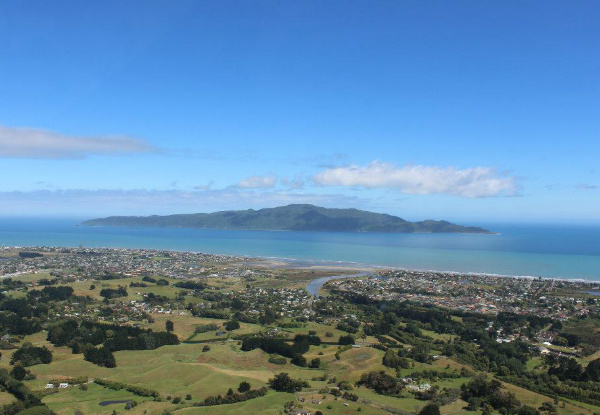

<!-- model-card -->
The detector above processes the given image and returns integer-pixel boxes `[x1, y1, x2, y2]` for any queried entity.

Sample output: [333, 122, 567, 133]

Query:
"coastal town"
[2, 247, 599, 326]
[324, 270, 600, 319]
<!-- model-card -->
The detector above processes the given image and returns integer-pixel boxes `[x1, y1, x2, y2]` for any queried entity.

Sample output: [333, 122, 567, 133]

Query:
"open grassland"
[5, 325, 598, 415]
[0, 391, 15, 406]
[176, 392, 295, 415]
[43, 383, 154, 415]
[501, 381, 599, 415]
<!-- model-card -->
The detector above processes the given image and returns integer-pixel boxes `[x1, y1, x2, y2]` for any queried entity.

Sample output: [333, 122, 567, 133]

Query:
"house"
[538, 346, 551, 355]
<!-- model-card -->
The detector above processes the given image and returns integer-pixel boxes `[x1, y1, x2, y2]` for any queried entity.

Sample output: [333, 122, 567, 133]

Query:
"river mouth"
[306, 272, 370, 297]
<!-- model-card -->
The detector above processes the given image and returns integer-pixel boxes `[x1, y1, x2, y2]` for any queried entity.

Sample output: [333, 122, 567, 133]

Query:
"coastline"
[3, 245, 600, 285]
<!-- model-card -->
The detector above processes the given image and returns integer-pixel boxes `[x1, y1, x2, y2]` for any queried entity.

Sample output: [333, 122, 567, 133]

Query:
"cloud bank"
[0, 124, 155, 159]
[235, 175, 277, 189]
[313, 161, 518, 198]
[0, 188, 361, 216]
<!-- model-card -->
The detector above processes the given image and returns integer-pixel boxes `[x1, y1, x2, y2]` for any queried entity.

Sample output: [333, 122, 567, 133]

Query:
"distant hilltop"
[81, 204, 492, 234]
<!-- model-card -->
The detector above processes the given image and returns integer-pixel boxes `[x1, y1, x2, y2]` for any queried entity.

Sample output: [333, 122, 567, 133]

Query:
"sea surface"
[1, 218, 600, 280]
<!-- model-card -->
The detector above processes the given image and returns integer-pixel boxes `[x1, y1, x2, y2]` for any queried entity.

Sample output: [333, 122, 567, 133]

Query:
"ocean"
[1, 218, 599, 280]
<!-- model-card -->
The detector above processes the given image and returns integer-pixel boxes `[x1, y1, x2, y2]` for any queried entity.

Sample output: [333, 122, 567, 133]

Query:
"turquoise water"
[1, 218, 599, 280]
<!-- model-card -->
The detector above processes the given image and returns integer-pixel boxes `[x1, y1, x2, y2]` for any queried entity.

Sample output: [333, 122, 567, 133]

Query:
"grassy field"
[6, 325, 599, 415]
[0, 391, 15, 406]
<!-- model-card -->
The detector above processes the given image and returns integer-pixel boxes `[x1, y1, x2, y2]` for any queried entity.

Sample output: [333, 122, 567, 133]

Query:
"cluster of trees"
[241, 336, 311, 365]
[414, 386, 461, 407]
[195, 386, 268, 406]
[293, 334, 322, 346]
[496, 312, 553, 335]
[224, 320, 240, 331]
[443, 334, 531, 375]
[94, 378, 160, 398]
[174, 281, 206, 290]
[460, 375, 531, 414]
[382, 349, 410, 369]
[0, 297, 46, 335]
[10, 364, 35, 381]
[194, 323, 219, 333]
[36, 278, 59, 286]
[189, 306, 230, 320]
[268, 373, 310, 392]
[99, 287, 128, 299]
[28, 286, 74, 302]
[47, 319, 178, 367]
[143, 292, 171, 306]
[10, 345, 52, 367]
[338, 335, 355, 345]
[357, 371, 404, 396]
[0, 368, 44, 414]
[336, 318, 360, 334]
[83, 346, 116, 368]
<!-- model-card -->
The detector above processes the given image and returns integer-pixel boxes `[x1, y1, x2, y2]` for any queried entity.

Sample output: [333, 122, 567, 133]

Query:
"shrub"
[268, 356, 287, 365]
[338, 335, 355, 346]
[419, 404, 440, 415]
[238, 381, 251, 393]
[268, 373, 309, 393]
[225, 321, 240, 331]
[11, 346, 52, 367]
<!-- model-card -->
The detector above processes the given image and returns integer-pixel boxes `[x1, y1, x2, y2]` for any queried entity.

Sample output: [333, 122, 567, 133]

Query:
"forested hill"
[81, 204, 491, 234]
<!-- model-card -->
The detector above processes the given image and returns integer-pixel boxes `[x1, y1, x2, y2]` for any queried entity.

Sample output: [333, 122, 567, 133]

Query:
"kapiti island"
[81, 204, 492, 234]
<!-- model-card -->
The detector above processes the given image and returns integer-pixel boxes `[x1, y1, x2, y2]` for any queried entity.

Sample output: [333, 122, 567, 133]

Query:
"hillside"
[81, 204, 492, 234]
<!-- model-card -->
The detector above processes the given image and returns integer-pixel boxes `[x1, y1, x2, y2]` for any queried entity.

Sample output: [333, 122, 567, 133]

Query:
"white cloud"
[236, 175, 277, 189]
[0, 124, 155, 159]
[313, 161, 519, 198]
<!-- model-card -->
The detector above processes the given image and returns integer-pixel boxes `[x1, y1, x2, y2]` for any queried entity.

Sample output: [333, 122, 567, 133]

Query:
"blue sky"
[0, 1, 598, 223]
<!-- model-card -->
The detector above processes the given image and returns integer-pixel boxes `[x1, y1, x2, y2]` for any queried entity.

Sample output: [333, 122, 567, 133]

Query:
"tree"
[583, 358, 600, 381]
[419, 404, 441, 415]
[11, 345, 53, 367]
[539, 402, 557, 414]
[383, 349, 405, 368]
[10, 364, 27, 381]
[339, 335, 355, 345]
[259, 308, 278, 325]
[291, 354, 307, 367]
[268, 373, 308, 392]
[309, 358, 321, 368]
[518, 406, 540, 415]
[238, 381, 251, 393]
[165, 320, 174, 332]
[358, 371, 403, 396]
[225, 320, 240, 331]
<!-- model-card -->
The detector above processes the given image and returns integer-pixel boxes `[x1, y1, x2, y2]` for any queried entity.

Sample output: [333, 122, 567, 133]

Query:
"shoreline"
[2, 245, 600, 285]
